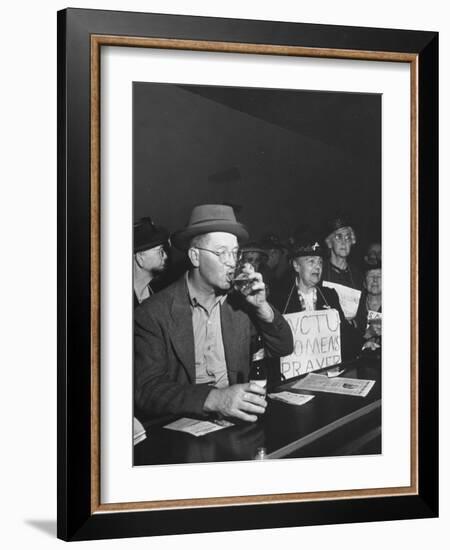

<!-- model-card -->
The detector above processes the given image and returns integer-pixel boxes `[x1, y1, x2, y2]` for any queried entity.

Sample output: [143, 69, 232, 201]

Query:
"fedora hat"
[134, 217, 169, 253]
[171, 204, 249, 251]
[260, 233, 288, 251]
[240, 241, 269, 260]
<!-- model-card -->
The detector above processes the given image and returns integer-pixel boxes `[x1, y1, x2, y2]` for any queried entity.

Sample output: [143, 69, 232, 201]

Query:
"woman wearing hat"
[270, 235, 362, 361]
[322, 215, 364, 292]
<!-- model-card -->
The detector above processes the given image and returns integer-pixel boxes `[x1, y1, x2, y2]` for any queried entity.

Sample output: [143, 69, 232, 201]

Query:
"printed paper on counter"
[291, 373, 375, 397]
[164, 417, 234, 437]
[268, 392, 315, 406]
[133, 417, 147, 445]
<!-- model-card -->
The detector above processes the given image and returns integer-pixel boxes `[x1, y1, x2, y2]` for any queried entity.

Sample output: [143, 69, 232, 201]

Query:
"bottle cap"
[254, 447, 267, 460]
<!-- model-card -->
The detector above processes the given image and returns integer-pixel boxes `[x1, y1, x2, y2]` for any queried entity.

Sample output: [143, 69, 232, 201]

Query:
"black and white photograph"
[132, 81, 382, 465]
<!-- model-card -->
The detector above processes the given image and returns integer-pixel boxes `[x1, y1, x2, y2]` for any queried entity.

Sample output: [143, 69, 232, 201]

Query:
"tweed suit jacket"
[134, 275, 293, 420]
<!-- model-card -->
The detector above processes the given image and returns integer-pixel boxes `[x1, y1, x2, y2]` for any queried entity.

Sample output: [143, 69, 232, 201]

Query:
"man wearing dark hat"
[133, 217, 170, 308]
[134, 204, 293, 423]
[238, 241, 272, 287]
[322, 215, 364, 292]
[271, 236, 361, 361]
[260, 233, 291, 301]
[239, 241, 269, 273]
[260, 234, 290, 281]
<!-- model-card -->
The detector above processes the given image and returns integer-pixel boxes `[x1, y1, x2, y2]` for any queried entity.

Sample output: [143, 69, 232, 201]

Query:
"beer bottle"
[249, 335, 267, 392]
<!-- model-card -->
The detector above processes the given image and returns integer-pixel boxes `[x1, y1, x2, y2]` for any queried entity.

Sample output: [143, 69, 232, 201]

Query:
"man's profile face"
[365, 268, 381, 295]
[137, 244, 168, 275]
[196, 232, 238, 292]
[241, 251, 266, 272]
[328, 227, 354, 258]
[266, 248, 282, 270]
[293, 255, 323, 289]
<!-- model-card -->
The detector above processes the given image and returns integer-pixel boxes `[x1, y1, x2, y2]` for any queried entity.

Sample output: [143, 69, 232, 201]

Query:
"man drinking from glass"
[134, 204, 293, 424]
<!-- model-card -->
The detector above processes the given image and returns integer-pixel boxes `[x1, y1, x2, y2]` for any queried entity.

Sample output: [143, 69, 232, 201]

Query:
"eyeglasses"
[195, 246, 240, 264]
[149, 245, 167, 257]
[333, 233, 353, 243]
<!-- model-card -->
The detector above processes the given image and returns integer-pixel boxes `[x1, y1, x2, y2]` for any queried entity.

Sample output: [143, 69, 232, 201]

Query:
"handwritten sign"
[280, 309, 341, 379]
[322, 281, 361, 320]
[367, 310, 382, 322]
[366, 309, 382, 332]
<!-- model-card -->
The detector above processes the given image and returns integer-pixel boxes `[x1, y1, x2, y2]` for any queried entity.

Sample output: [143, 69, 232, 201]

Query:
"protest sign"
[366, 309, 382, 332]
[367, 309, 382, 323]
[322, 280, 361, 320]
[280, 308, 341, 380]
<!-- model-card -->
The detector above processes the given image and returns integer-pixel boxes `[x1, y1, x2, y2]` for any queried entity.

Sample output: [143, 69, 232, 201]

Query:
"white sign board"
[280, 309, 341, 380]
[322, 281, 362, 320]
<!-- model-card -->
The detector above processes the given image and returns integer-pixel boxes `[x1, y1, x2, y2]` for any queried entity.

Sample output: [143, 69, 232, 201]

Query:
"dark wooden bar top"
[134, 355, 381, 466]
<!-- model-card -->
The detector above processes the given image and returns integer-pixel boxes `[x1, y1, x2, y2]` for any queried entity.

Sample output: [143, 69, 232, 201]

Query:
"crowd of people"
[133, 205, 382, 427]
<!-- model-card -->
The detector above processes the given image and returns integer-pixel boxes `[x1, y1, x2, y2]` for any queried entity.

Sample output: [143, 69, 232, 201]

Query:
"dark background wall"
[133, 82, 381, 260]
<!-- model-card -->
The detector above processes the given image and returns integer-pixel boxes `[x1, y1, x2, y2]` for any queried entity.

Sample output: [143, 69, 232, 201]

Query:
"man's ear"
[188, 247, 200, 268]
[134, 252, 144, 268]
[325, 237, 332, 249]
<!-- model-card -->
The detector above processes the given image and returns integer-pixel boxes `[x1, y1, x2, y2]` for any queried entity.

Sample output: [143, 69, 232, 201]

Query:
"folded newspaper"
[164, 417, 234, 437]
[133, 417, 147, 445]
[322, 281, 361, 320]
[291, 373, 375, 397]
[268, 392, 315, 406]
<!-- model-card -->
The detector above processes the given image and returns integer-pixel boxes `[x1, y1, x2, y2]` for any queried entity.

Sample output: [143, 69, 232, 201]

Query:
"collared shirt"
[134, 282, 154, 305]
[186, 275, 229, 389]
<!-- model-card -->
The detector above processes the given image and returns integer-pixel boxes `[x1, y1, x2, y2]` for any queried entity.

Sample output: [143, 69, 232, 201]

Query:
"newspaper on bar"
[133, 416, 147, 445]
[322, 280, 361, 320]
[164, 417, 234, 437]
[291, 373, 375, 397]
[268, 392, 315, 406]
